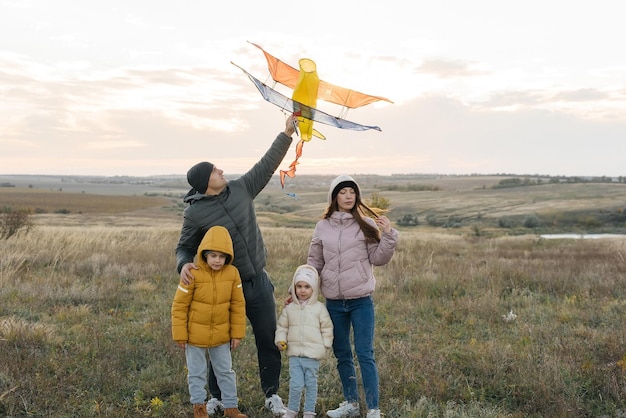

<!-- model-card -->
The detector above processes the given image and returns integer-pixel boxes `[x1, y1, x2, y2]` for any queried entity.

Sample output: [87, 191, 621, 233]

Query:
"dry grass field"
[0, 188, 172, 216]
[1, 174, 626, 417]
[6, 173, 626, 233]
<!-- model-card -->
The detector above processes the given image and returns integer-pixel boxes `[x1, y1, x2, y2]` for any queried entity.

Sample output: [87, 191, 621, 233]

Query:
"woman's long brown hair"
[323, 191, 381, 243]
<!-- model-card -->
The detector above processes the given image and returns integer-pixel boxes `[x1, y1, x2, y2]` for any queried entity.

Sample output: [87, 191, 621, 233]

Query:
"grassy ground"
[0, 187, 173, 215]
[1, 176, 626, 416]
[1, 223, 625, 417]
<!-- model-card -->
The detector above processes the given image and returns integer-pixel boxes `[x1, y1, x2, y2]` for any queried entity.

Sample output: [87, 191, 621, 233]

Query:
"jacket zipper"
[337, 215, 343, 299]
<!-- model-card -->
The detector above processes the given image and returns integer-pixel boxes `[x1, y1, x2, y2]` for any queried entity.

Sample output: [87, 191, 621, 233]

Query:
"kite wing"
[248, 41, 393, 109]
[231, 62, 381, 132]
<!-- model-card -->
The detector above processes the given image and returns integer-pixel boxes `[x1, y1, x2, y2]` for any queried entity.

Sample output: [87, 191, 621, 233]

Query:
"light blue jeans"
[287, 356, 320, 413]
[326, 296, 379, 410]
[186, 343, 238, 408]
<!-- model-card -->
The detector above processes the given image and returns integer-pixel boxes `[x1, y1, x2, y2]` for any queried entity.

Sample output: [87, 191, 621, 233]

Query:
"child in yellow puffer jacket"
[172, 226, 247, 418]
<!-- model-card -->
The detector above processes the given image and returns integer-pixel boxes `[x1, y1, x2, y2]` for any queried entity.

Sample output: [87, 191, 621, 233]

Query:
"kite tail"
[279, 139, 305, 199]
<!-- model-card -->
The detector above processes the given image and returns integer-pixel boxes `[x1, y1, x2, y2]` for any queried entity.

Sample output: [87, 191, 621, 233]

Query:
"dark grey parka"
[175, 132, 293, 281]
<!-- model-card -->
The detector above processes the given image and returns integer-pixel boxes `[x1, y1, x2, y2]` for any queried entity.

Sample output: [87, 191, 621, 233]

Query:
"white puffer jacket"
[275, 265, 334, 360]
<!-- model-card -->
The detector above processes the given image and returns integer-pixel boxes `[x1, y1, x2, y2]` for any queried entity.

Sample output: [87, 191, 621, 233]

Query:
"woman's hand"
[375, 216, 392, 233]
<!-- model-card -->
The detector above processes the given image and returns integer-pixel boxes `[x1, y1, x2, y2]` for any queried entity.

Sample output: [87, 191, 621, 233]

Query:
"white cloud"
[1, 0, 625, 177]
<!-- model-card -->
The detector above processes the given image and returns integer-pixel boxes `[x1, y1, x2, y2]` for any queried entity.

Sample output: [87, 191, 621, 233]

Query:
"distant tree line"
[379, 183, 441, 192]
[494, 175, 626, 188]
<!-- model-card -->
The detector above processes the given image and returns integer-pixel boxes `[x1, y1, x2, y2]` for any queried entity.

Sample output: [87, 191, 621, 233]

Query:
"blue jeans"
[326, 296, 378, 410]
[287, 356, 320, 413]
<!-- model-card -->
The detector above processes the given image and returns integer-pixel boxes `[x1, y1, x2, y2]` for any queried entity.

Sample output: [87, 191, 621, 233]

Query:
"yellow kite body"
[292, 59, 325, 141]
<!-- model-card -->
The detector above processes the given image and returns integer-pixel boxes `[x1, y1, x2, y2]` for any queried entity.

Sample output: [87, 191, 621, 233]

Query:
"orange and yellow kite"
[231, 42, 392, 196]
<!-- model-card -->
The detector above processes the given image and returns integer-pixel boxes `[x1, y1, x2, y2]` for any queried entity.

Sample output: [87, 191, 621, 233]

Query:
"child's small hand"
[231, 338, 241, 350]
[277, 341, 287, 351]
[176, 341, 186, 349]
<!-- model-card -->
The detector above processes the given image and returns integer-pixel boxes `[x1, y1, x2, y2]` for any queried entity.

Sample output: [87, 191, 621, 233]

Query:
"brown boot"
[193, 403, 209, 418]
[223, 407, 247, 418]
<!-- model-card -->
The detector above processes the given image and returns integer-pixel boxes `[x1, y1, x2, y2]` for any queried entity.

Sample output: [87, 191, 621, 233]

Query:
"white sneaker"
[265, 394, 287, 416]
[205, 398, 223, 416]
[326, 401, 360, 418]
[367, 409, 381, 418]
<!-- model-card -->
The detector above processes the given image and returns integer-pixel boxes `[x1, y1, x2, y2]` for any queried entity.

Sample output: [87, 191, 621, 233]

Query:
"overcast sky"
[1, 0, 625, 178]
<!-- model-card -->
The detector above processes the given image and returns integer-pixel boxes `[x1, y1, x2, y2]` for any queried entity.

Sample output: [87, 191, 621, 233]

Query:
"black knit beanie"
[187, 161, 214, 194]
[331, 180, 359, 202]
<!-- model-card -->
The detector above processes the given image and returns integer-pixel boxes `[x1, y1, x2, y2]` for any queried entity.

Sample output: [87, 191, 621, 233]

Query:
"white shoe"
[367, 409, 381, 418]
[205, 398, 224, 416]
[265, 394, 287, 416]
[326, 401, 360, 418]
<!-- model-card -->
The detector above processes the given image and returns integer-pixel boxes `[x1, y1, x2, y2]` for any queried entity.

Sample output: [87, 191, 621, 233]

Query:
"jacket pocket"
[356, 259, 371, 283]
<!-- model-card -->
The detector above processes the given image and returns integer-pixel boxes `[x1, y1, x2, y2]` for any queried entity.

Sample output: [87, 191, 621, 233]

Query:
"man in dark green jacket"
[176, 115, 298, 416]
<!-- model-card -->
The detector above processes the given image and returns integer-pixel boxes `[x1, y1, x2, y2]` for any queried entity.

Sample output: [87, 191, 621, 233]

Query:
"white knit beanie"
[293, 264, 318, 288]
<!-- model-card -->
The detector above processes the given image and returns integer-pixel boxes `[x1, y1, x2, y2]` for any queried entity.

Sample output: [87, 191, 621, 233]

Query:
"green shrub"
[397, 214, 418, 227]
[523, 214, 541, 228]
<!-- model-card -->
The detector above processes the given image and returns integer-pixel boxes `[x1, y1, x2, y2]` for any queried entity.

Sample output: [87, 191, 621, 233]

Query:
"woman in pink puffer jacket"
[307, 175, 398, 418]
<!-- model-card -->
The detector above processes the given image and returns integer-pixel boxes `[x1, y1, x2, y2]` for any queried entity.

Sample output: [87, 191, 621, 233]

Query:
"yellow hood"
[196, 226, 234, 269]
